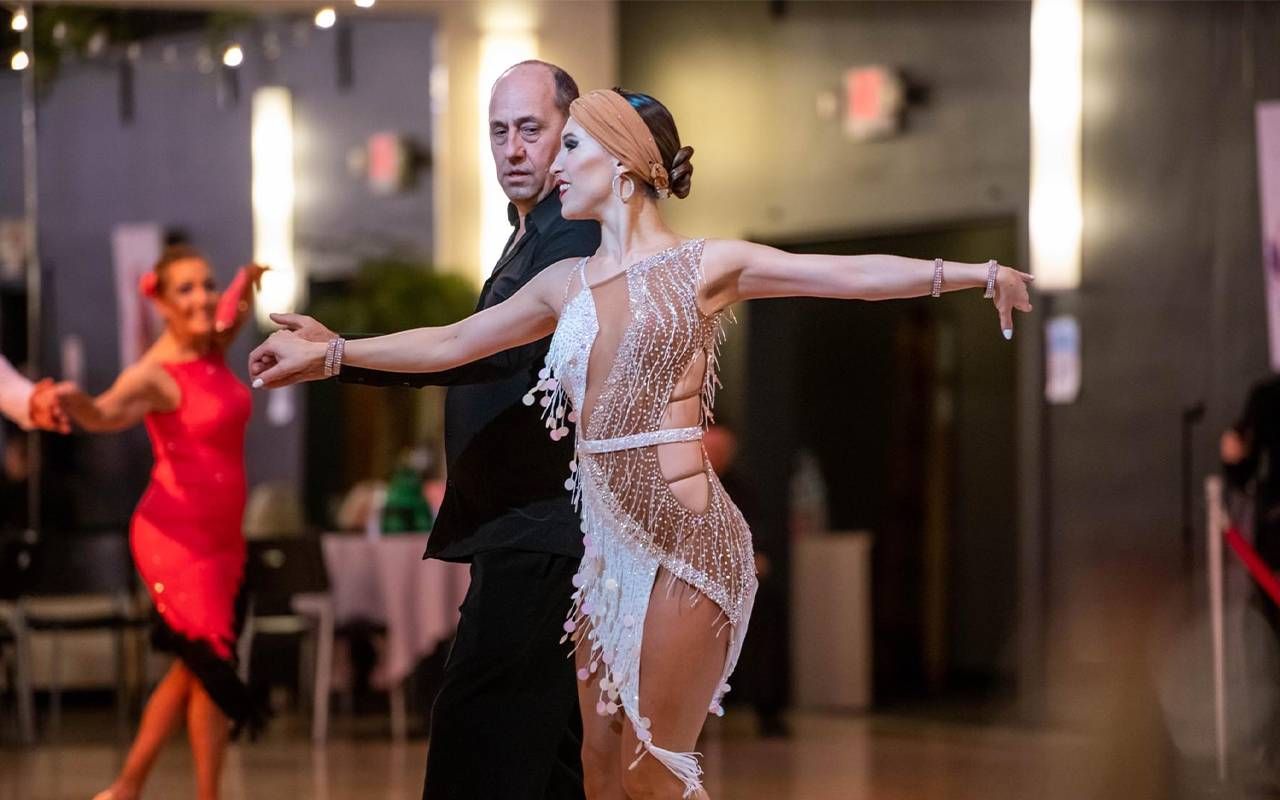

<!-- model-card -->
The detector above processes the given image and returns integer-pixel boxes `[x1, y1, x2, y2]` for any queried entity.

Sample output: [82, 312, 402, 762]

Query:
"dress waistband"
[578, 426, 703, 455]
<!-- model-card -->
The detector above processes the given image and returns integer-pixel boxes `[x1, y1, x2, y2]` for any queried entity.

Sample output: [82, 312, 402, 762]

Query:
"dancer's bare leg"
[576, 622, 626, 800]
[620, 570, 729, 800]
[187, 682, 230, 800]
[94, 661, 194, 800]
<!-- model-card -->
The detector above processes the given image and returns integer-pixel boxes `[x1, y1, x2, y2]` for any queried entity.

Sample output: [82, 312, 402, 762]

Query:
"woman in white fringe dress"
[249, 87, 1033, 799]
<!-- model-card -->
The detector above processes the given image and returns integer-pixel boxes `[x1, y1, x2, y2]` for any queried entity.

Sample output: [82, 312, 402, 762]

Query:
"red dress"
[132, 349, 260, 732]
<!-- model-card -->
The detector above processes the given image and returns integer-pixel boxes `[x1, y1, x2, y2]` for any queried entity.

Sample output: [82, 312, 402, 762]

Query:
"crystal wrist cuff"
[323, 337, 346, 378]
[982, 260, 999, 299]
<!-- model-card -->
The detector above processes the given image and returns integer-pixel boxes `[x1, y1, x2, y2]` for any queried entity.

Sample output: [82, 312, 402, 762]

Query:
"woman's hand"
[28, 379, 72, 433]
[246, 263, 269, 291]
[992, 266, 1035, 340]
[247, 314, 339, 388]
[249, 330, 330, 389]
[51, 382, 82, 421]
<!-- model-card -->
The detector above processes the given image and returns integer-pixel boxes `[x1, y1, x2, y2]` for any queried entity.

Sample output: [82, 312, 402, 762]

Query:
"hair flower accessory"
[650, 162, 670, 199]
[139, 272, 159, 298]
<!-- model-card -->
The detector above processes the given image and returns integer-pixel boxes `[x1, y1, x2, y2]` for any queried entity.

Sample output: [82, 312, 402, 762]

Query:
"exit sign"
[844, 66, 905, 141]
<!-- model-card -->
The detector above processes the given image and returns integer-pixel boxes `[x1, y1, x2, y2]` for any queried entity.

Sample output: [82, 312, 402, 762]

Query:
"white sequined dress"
[526, 238, 758, 795]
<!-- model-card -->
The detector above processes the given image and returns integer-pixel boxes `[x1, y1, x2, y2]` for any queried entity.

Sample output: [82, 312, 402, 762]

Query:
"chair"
[21, 529, 150, 738]
[240, 536, 335, 742]
[0, 529, 38, 744]
[243, 481, 306, 540]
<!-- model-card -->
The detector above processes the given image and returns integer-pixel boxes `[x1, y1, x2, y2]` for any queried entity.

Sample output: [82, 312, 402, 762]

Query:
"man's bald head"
[496, 60, 579, 117]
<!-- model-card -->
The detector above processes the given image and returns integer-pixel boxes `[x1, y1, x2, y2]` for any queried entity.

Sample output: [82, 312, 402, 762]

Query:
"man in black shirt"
[1224, 375, 1280, 770]
[263, 62, 598, 799]
[1224, 376, 1280, 560]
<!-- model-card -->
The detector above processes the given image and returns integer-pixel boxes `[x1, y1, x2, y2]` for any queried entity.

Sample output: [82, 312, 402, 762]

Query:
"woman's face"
[551, 119, 623, 220]
[157, 257, 218, 340]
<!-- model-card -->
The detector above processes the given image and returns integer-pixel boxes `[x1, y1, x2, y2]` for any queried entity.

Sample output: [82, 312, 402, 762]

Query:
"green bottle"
[381, 464, 434, 534]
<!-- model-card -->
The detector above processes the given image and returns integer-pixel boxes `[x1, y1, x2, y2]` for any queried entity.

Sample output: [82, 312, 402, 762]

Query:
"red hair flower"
[138, 272, 159, 299]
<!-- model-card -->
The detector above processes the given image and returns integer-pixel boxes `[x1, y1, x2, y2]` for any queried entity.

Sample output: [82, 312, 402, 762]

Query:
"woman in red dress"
[58, 244, 266, 800]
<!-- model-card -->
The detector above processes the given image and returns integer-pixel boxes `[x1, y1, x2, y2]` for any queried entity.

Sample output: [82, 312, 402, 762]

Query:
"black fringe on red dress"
[149, 593, 269, 739]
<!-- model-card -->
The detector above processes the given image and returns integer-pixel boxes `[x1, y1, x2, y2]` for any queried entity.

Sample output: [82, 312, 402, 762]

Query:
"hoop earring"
[612, 174, 635, 203]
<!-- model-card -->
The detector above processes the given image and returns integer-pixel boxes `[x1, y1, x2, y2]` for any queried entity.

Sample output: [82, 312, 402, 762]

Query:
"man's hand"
[29, 379, 72, 433]
[249, 330, 330, 389]
[269, 313, 337, 344]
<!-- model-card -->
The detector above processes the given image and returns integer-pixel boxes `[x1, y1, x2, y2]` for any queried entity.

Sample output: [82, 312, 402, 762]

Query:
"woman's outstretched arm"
[700, 239, 1034, 337]
[57, 364, 167, 433]
[249, 258, 575, 389]
[213, 264, 269, 350]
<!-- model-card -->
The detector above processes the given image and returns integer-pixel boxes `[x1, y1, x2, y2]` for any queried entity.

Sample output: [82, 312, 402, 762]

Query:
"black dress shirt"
[340, 192, 600, 560]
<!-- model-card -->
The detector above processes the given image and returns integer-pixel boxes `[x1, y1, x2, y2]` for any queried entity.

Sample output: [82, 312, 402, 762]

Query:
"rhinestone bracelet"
[322, 338, 336, 377]
[333, 336, 345, 376]
[930, 258, 944, 298]
[982, 260, 999, 299]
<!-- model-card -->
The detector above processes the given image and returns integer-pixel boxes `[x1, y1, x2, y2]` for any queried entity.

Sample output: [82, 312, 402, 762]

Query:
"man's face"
[489, 65, 565, 206]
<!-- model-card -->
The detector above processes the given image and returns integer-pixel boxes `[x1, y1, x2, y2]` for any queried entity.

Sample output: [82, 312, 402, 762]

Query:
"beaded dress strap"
[561, 256, 589, 312]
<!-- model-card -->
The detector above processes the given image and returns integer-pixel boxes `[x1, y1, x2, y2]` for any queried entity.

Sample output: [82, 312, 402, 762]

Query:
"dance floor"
[0, 706, 1161, 800]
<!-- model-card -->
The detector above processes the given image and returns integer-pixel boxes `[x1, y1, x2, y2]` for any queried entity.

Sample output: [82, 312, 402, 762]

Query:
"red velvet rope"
[1224, 526, 1280, 607]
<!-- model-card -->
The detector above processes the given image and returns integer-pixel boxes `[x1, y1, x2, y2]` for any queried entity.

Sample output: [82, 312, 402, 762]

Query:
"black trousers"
[734, 567, 788, 722]
[423, 549, 585, 800]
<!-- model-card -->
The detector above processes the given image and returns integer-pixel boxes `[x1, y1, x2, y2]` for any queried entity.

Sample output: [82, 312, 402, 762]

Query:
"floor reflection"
[0, 707, 1102, 800]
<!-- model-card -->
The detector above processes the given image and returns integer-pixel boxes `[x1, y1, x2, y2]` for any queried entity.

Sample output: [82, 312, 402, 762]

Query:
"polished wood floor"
[0, 706, 1136, 800]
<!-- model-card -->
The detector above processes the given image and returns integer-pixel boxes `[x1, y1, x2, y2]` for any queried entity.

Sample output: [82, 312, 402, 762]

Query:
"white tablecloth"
[320, 533, 469, 689]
